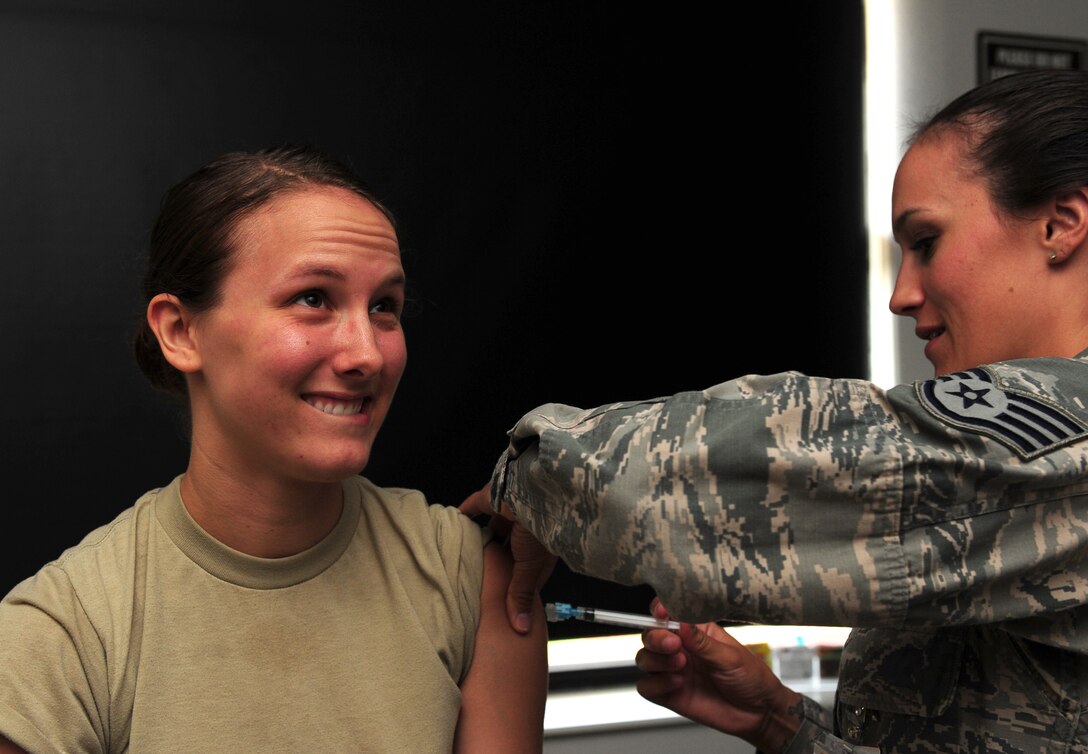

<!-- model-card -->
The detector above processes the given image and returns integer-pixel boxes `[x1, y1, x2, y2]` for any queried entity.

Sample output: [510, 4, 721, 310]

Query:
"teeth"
[307, 398, 364, 415]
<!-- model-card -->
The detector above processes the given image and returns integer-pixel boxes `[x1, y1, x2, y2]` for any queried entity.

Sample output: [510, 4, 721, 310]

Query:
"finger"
[678, 622, 753, 674]
[635, 671, 683, 703]
[510, 525, 557, 588]
[680, 622, 718, 652]
[649, 597, 682, 623]
[505, 525, 557, 634]
[457, 487, 513, 539]
[641, 627, 682, 654]
[685, 621, 741, 650]
[485, 514, 513, 540]
[456, 485, 492, 518]
[505, 564, 542, 634]
[634, 645, 686, 674]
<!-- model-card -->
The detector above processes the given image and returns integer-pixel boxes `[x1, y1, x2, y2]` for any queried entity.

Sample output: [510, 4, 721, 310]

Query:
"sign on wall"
[977, 31, 1086, 84]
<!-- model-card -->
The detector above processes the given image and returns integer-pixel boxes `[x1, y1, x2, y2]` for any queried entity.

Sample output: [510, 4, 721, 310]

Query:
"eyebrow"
[290, 265, 346, 281]
[286, 265, 406, 287]
[892, 208, 918, 238]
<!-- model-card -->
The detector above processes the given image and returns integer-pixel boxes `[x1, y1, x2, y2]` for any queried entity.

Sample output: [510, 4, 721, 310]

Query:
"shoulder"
[903, 359, 1088, 461]
[346, 476, 487, 569]
[8, 485, 164, 604]
[0, 486, 165, 702]
[346, 476, 484, 537]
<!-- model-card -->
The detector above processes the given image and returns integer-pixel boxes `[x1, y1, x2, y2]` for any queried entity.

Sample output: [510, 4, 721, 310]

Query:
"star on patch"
[935, 378, 1004, 416]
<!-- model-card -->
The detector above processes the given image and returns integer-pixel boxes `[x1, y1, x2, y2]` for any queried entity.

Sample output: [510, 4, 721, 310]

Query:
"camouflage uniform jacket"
[491, 356, 1088, 752]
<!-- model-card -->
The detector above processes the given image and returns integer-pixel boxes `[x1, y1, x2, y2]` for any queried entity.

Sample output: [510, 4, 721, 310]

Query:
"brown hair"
[912, 69, 1088, 215]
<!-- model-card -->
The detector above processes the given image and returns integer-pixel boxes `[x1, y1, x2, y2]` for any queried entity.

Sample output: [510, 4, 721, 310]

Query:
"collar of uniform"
[153, 474, 360, 589]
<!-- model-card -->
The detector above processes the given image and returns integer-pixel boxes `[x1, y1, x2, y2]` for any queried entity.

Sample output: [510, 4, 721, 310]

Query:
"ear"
[1044, 188, 1088, 263]
[146, 293, 202, 373]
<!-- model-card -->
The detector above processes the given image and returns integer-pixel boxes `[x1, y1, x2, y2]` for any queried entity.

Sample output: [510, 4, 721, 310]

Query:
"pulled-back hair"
[912, 68, 1088, 215]
[133, 145, 393, 399]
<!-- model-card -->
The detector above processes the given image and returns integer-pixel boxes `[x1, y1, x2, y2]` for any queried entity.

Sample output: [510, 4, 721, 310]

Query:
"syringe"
[545, 601, 681, 631]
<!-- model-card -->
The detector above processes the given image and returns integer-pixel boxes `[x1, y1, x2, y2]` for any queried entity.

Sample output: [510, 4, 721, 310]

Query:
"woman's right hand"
[635, 598, 804, 751]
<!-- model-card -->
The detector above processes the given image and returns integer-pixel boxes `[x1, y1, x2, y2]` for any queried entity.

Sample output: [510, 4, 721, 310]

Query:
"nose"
[888, 254, 923, 317]
[332, 313, 385, 377]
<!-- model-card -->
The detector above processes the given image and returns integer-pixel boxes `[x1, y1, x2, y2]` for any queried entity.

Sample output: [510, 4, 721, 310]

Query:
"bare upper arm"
[0, 735, 29, 754]
[454, 540, 549, 753]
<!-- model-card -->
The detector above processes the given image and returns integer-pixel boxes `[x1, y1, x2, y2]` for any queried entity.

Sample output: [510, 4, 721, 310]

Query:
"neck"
[178, 460, 345, 558]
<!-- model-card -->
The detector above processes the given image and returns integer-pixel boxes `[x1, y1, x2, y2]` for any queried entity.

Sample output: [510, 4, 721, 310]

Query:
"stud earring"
[1050, 251, 1058, 261]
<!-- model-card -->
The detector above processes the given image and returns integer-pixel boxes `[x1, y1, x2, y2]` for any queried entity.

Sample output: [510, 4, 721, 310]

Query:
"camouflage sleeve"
[781, 696, 880, 754]
[491, 365, 1088, 630]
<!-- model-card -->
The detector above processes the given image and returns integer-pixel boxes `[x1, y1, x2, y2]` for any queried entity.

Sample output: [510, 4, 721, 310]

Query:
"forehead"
[232, 185, 398, 248]
[216, 185, 403, 294]
[894, 132, 969, 192]
[891, 131, 991, 224]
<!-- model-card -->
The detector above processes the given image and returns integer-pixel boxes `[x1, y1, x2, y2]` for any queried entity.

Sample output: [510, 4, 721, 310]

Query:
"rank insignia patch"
[917, 367, 1088, 459]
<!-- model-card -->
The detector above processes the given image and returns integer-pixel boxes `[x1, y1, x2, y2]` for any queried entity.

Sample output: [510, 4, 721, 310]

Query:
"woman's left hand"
[635, 598, 804, 751]
[457, 484, 557, 634]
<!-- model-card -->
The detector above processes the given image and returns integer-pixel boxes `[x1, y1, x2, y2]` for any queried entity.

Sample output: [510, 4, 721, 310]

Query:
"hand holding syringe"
[545, 601, 680, 631]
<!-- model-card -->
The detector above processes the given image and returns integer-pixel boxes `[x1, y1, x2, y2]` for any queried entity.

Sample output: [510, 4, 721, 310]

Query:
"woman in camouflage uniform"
[468, 68, 1088, 752]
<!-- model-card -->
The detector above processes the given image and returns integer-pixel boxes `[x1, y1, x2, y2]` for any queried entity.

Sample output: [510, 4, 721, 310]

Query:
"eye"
[370, 296, 403, 318]
[911, 236, 937, 259]
[294, 290, 326, 309]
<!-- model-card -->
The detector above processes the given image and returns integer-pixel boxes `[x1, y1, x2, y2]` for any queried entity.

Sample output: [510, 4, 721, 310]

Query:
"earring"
[1050, 251, 1058, 261]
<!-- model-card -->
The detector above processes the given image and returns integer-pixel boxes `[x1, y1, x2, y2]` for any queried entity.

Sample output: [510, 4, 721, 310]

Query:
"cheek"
[926, 255, 975, 308]
[252, 327, 321, 379]
[379, 331, 408, 381]
[274, 327, 317, 356]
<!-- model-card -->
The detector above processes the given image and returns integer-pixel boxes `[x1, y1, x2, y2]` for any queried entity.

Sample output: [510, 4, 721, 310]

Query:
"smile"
[918, 326, 946, 341]
[304, 397, 366, 416]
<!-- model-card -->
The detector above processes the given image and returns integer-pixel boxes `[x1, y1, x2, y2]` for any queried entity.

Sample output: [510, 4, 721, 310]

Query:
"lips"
[917, 325, 946, 341]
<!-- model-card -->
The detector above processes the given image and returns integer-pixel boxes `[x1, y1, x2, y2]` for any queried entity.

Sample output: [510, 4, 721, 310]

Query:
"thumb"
[680, 622, 715, 653]
[678, 622, 735, 668]
[457, 485, 512, 538]
[457, 484, 492, 518]
[505, 524, 557, 634]
[678, 622, 755, 679]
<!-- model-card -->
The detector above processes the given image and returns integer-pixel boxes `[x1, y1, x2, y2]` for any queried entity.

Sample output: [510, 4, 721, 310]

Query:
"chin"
[927, 353, 958, 377]
[301, 451, 374, 483]
[335, 455, 372, 480]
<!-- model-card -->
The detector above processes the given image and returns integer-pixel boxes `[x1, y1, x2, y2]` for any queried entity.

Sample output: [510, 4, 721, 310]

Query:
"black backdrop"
[0, 1, 867, 639]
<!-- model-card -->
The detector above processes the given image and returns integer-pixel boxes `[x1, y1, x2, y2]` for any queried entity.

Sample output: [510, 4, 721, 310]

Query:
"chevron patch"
[917, 367, 1088, 460]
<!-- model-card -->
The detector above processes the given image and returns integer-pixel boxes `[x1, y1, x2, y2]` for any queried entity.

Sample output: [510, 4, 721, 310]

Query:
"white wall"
[871, 0, 1088, 386]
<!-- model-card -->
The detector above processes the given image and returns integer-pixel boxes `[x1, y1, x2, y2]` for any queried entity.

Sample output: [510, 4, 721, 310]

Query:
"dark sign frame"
[978, 31, 1086, 84]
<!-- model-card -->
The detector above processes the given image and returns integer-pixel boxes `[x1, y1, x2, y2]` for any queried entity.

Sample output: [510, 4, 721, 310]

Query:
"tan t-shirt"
[0, 475, 487, 753]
